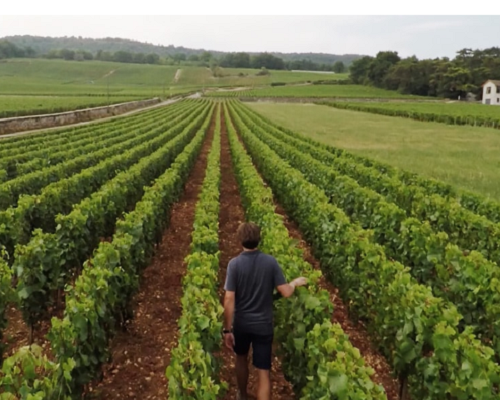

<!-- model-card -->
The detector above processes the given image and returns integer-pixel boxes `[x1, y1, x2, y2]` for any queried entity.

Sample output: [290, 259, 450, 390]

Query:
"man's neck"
[242, 247, 259, 252]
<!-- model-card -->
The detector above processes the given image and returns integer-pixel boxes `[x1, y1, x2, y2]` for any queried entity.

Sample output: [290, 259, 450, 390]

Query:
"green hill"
[3, 35, 363, 66]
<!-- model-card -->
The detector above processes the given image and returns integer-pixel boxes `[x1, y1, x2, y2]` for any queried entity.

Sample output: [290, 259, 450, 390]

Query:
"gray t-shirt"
[224, 250, 287, 335]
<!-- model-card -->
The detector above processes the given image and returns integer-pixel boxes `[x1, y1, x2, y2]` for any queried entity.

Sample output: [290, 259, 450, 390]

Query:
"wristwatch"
[223, 329, 232, 334]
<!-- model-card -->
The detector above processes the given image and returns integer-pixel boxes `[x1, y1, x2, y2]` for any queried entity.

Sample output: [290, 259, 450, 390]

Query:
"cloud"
[401, 18, 472, 34]
[0, 16, 498, 60]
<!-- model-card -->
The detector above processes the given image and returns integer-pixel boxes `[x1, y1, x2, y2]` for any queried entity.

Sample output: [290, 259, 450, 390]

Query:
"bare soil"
[217, 109, 296, 400]
[2, 305, 59, 359]
[88, 113, 215, 400]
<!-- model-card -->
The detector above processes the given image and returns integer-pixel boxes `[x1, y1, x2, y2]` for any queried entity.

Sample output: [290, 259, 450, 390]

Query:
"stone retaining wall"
[0, 98, 161, 135]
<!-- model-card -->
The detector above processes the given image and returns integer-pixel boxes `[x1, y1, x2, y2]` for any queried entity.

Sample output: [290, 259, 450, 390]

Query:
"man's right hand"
[292, 277, 308, 287]
[224, 332, 235, 350]
[277, 276, 309, 298]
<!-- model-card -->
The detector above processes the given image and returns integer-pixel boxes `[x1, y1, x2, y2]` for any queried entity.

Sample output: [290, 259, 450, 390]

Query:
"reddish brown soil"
[2, 307, 52, 357]
[3, 298, 64, 360]
[274, 203, 399, 400]
[88, 113, 215, 399]
[218, 110, 296, 400]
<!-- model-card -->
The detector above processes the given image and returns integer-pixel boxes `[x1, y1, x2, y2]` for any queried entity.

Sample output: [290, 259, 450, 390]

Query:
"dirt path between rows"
[217, 109, 295, 400]
[2, 302, 62, 361]
[89, 112, 215, 400]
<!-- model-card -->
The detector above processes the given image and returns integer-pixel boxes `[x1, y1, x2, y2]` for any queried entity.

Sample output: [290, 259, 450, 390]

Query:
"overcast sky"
[1, 16, 499, 59]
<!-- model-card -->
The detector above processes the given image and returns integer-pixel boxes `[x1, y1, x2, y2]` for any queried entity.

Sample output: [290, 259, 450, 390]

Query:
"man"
[223, 222, 308, 400]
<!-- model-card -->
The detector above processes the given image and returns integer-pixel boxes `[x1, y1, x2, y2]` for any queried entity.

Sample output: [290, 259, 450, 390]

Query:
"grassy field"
[247, 102, 500, 200]
[207, 84, 422, 98]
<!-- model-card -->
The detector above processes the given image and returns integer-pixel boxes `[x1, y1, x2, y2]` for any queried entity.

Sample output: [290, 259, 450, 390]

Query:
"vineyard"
[0, 60, 350, 120]
[319, 101, 500, 129]
[205, 84, 424, 99]
[1, 98, 500, 399]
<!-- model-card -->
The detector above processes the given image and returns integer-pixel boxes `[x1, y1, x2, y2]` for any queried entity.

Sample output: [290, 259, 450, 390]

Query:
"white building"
[482, 80, 500, 105]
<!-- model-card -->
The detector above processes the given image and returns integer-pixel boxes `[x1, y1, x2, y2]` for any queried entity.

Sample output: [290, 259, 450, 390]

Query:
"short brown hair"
[237, 222, 261, 249]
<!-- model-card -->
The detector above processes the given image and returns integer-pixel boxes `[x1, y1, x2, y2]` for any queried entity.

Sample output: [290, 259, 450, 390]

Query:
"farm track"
[173, 69, 182, 83]
[217, 109, 295, 400]
[89, 112, 215, 400]
[274, 203, 399, 400]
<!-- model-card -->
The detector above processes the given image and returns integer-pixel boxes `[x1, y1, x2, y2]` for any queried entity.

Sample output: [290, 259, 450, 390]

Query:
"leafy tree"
[45, 49, 60, 59]
[145, 53, 160, 64]
[251, 53, 285, 70]
[96, 50, 113, 62]
[113, 50, 133, 63]
[233, 52, 250, 68]
[133, 52, 146, 64]
[333, 61, 345, 73]
[200, 51, 212, 62]
[349, 56, 373, 84]
[59, 49, 75, 61]
[367, 51, 401, 86]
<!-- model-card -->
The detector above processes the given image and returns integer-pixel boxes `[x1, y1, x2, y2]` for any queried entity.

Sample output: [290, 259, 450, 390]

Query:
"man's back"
[224, 250, 286, 335]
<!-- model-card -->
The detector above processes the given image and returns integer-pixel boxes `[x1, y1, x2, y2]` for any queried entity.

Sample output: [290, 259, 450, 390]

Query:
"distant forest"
[350, 48, 500, 99]
[1, 35, 361, 72]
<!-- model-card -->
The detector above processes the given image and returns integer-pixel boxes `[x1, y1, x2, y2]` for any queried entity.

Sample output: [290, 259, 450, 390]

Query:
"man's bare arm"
[276, 277, 308, 298]
[224, 291, 235, 330]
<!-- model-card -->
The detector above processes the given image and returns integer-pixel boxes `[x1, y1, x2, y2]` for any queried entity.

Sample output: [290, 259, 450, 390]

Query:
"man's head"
[237, 222, 261, 250]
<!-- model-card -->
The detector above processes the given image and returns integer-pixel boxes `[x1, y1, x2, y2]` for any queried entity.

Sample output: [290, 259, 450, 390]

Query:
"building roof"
[483, 80, 500, 87]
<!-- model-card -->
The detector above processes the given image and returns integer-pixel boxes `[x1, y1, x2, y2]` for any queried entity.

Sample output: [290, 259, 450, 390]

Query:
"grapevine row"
[14, 103, 213, 332]
[227, 101, 500, 399]
[232, 101, 500, 359]
[0, 101, 207, 260]
[224, 103, 387, 399]
[167, 104, 225, 399]
[242, 101, 500, 224]
[234, 102, 500, 265]
[0, 105, 172, 179]
[318, 101, 500, 130]
[0, 101, 201, 209]
[0, 104, 214, 399]
[0, 100, 185, 156]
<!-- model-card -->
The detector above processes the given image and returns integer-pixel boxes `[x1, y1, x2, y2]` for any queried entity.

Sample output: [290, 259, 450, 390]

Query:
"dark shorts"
[233, 328, 273, 370]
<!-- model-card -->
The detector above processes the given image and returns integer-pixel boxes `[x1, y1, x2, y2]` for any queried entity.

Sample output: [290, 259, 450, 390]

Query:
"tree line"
[41, 47, 348, 72]
[0, 38, 347, 72]
[0, 40, 35, 59]
[4, 35, 360, 66]
[350, 48, 500, 99]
